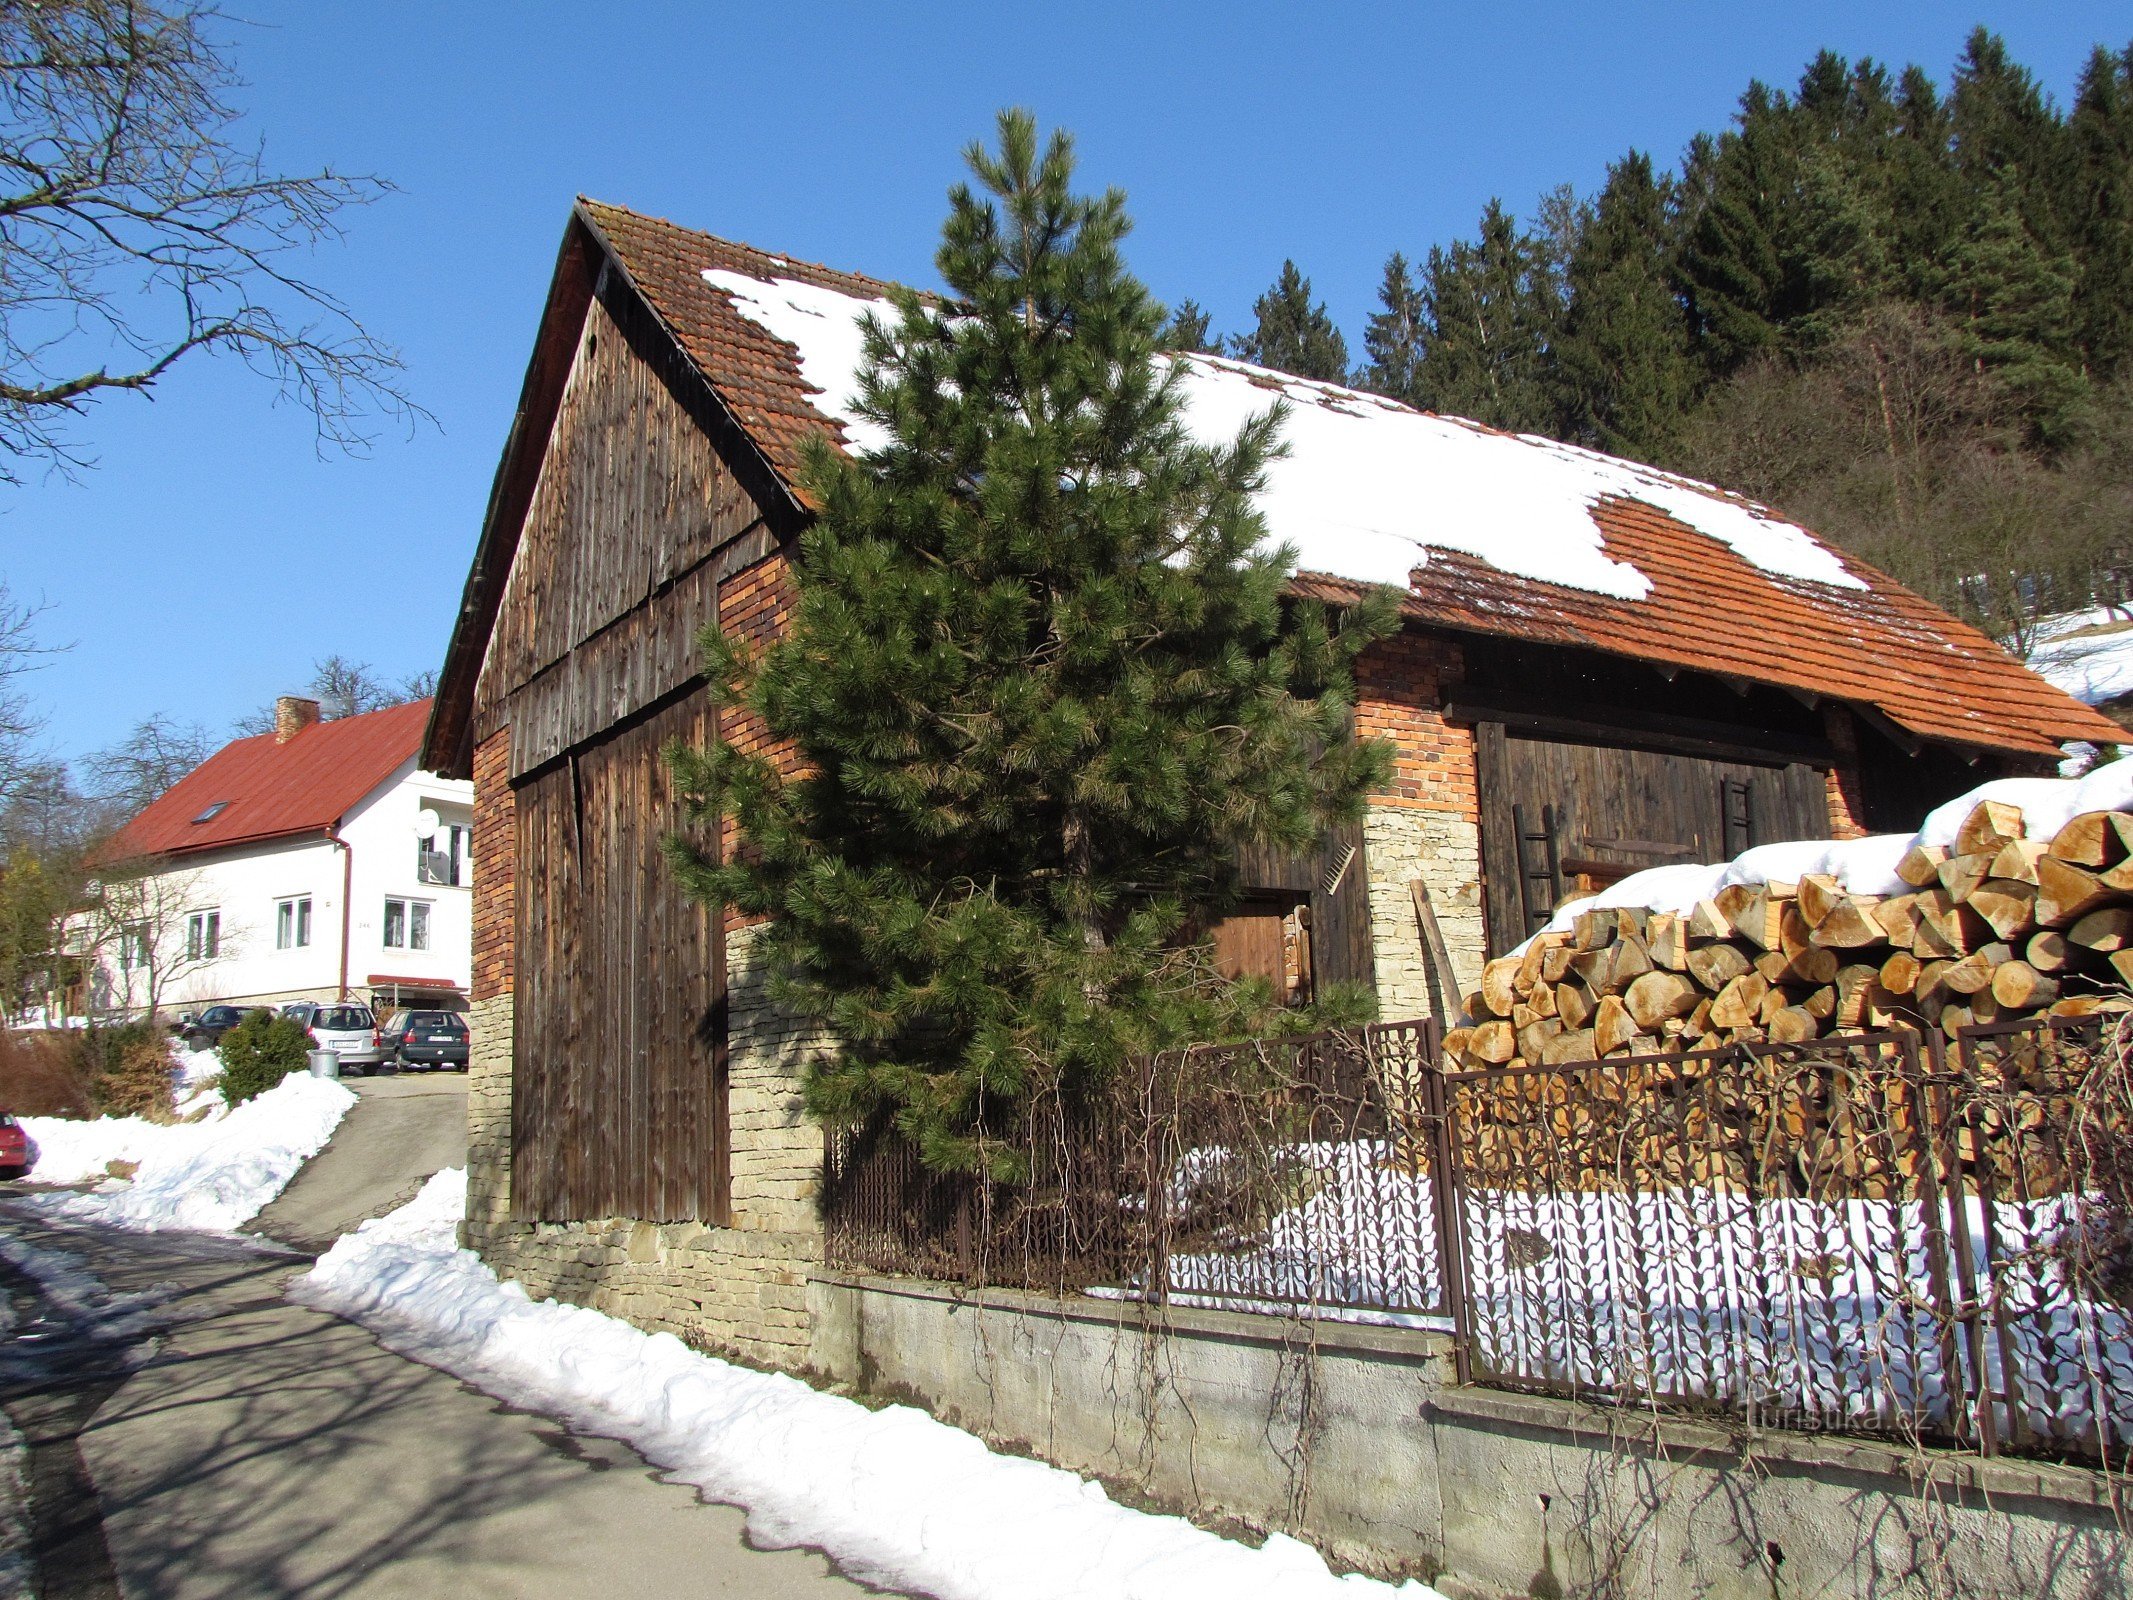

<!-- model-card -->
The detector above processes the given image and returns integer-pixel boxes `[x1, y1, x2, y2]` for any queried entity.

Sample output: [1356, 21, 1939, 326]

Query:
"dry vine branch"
[0, 0, 422, 478]
[2068, 1015, 2133, 1314]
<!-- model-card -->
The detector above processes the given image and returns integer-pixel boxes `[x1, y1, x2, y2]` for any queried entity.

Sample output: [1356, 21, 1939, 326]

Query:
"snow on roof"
[700, 269, 1866, 602]
[701, 270, 900, 458]
[2028, 606, 2133, 707]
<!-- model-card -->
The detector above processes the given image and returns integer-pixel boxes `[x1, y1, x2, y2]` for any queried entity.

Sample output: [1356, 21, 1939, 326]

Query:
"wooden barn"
[423, 199, 2121, 1361]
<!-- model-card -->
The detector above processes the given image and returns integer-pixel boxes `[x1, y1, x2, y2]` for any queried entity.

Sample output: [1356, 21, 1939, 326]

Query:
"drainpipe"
[329, 824, 353, 1001]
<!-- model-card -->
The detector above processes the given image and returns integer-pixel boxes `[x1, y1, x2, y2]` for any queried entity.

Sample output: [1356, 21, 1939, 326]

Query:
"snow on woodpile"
[1469, 758, 2133, 1069]
[299, 1170, 1445, 1600]
[700, 269, 1867, 602]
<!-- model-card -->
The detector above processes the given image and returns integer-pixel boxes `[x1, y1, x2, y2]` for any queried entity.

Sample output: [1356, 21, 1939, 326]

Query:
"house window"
[117, 923, 150, 972]
[276, 896, 312, 950]
[417, 825, 469, 887]
[185, 910, 221, 961]
[384, 898, 431, 951]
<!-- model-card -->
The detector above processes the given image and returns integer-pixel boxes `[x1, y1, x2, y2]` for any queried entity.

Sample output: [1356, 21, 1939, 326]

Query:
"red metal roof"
[106, 700, 432, 861]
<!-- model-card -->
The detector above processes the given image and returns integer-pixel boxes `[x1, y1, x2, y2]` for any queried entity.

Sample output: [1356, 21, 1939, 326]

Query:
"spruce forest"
[1210, 30, 2133, 653]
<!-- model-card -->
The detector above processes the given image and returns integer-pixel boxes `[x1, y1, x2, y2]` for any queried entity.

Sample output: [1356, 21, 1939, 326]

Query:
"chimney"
[275, 696, 322, 743]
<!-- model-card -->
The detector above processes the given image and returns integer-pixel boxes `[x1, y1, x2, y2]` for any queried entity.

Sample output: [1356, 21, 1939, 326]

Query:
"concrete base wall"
[459, 926, 831, 1363]
[808, 1274, 2130, 1600]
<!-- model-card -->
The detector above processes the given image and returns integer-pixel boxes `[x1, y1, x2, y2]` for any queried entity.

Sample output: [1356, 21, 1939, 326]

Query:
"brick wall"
[1822, 704, 1871, 840]
[714, 553, 802, 932]
[471, 728, 514, 1002]
[1354, 632, 1479, 819]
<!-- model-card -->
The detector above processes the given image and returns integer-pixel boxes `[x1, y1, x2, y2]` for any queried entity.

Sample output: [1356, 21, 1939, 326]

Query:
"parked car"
[175, 1004, 253, 1050]
[379, 1010, 469, 1071]
[281, 1001, 384, 1072]
[0, 1113, 28, 1178]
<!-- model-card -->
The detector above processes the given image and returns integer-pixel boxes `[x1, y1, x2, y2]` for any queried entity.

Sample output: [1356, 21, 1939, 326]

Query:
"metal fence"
[822, 1022, 1451, 1320]
[822, 1014, 2133, 1463]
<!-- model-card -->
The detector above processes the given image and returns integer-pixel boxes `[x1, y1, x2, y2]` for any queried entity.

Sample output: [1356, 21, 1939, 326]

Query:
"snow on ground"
[699, 268, 1866, 602]
[297, 1171, 1442, 1600]
[1157, 1146, 2132, 1449]
[1519, 754, 2133, 945]
[2029, 606, 2133, 708]
[21, 1073, 353, 1233]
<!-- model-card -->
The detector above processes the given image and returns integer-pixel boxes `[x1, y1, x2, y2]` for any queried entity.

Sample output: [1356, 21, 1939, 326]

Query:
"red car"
[0, 1114, 29, 1178]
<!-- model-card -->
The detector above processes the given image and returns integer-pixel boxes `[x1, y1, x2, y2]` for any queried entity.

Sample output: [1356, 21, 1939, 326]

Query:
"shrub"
[0, 1029, 94, 1117]
[217, 1009, 311, 1104]
[62, 1021, 178, 1122]
[91, 1030, 178, 1121]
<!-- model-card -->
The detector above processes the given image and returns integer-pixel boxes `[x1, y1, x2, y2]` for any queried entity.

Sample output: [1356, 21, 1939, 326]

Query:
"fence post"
[1421, 1017, 1474, 1386]
[1903, 1029, 1977, 1451]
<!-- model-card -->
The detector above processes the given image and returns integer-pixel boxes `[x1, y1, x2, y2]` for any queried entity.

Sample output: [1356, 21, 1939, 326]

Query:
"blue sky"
[5, 1, 2128, 764]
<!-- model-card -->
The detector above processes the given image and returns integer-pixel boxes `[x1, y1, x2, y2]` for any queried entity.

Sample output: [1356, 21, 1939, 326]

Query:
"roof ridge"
[576, 196, 910, 300]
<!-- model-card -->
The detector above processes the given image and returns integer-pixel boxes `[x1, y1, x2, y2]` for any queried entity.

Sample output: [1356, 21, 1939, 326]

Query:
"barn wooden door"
[511, 689, 729, 1223]
[1475, 723, 1829, 956]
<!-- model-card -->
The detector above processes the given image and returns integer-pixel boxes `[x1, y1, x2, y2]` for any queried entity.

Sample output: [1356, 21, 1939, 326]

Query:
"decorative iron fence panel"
[822, 1014, 2133, 1463]
[823, 1020, 1455, 1320]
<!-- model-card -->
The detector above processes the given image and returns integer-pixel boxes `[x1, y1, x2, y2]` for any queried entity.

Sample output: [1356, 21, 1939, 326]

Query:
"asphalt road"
[0, 1075, 886, 1599]
[245, 1071, 470, 1253]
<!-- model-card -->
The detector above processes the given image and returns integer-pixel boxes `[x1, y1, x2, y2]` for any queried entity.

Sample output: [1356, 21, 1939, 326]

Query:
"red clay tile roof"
[581, 199, 905, 508]
[571, 199, 2118, 761]
[107, 700, 431, 861]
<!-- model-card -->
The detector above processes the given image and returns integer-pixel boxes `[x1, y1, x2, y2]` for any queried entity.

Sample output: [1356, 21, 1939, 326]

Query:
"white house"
[83, 696, 473, 1019]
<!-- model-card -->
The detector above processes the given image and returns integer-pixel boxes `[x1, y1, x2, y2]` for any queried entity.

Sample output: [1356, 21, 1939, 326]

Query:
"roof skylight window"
[192, 801, 230, 824]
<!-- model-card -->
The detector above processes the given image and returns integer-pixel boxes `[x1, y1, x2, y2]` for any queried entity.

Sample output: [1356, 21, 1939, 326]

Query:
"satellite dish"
[415, 808, 442, 837]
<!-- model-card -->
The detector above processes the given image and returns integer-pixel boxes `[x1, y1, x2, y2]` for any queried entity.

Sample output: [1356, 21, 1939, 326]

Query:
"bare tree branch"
[0, 579, 64, 799]
[0, 0, 426, 480]
[232, 651, 423, 734]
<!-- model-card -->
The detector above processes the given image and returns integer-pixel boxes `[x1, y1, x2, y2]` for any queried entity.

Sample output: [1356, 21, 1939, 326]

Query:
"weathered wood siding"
[512, 693, 727, 1223]
[1474, 724, 1830, 955]
[476, 268, 775, 1225]
[1234, 822, 1374, 991]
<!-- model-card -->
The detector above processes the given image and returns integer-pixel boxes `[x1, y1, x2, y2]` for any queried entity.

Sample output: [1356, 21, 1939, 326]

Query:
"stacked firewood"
[1447, 800, 2133, 1069]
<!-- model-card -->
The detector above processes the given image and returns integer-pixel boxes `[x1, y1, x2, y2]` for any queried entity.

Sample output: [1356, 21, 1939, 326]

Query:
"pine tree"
[1159, 297, 1220, 354]
[1677, 82, 1793, 372]
[1945, 172, 2090, 447]
[1358, 252, 1424, 402]
[2069, 44, 2133, 381]
[1950, 27, 2076, 245]
[1232, 260, 1350, 382]
[668, 113, 1397, 1174]
[1552, 151, 1698, 457]
[1883, 65, 1964, 302]
[1678, 64, 1895, 376]
[1413, 200, 1556, 431]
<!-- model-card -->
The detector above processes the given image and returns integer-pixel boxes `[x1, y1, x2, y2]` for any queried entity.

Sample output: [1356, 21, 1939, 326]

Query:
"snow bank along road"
[0, 1072, 1443, 1598]
[0, 1209, 870, 1599]
[0, 1069, 868, 1598]
[302, 1172, 1442, 1600]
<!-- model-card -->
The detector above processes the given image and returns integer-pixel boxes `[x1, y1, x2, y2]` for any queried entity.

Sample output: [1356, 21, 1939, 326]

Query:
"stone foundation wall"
[1363, 804, 1486, 1022]
[460, 924, 832, 1363]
